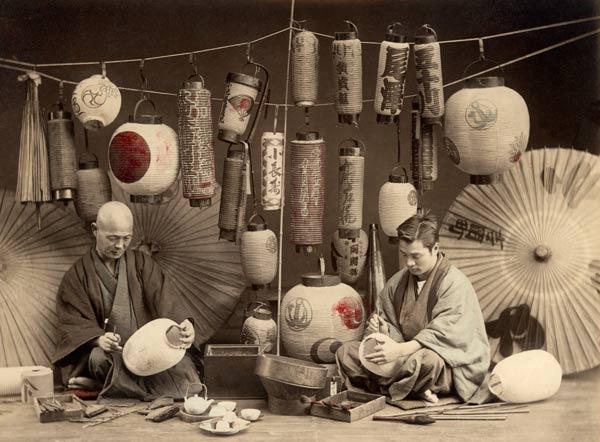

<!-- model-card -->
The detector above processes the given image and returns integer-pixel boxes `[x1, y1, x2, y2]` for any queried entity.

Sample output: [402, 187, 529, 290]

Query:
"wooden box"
[33, 394, 84, 423]
[310, 391, 386, 423]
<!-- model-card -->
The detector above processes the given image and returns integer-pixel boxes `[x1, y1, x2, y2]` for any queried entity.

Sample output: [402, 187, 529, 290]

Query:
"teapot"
[183, 382, 213, 415]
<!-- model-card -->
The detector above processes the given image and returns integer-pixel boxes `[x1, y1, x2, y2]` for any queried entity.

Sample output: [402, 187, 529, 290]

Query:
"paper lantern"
[109, 99, 179, 203]
[71, 74, 121, 130]
[359, 333, 397, 377]
[241, 303, 277, 354]
[291, 29, 319, 107]
[177, 77, 216, 207]
[290, 131, 326, 254]
[332, 21, 362, 125]
[281, 273, 365, 364]
[218, 143, 248, 242]
[414, 25, 444, 124]
[421, 123, 436, 191]
[411, 98, 424, 191]
[331, 229, 367, 285]
[378, 166, 418, 241]
[374, 23, 409, 124]
[444, 75, 530, 183]
[489, 350, 562, 403]
[47, 108, 77, 202]
[217, 73, 262, 144]
[240, 215, 278, 290]
[337, 138, 365, 238]
[75, 152, 111, 223]
[260, 131, 284, 211]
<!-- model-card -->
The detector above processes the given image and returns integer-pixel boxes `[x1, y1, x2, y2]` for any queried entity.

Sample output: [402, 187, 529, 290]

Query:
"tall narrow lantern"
[290, 131, 326, 254]
[333, 21, 362, 125]
[75, 152, 111, 224]
[410, 99, 423, 191]
[378, 165, 418, 242]
[337, 138, 364, 239]
[261, 107, 284, 211]
[217, 73, 262, 144]
[374, 23, 410, 124]
[421, 123, 436, 191]
[241, 215, 278, 290]
[291, 26, 319, 107]
[219, 142, 249, 242]
[414, 25, 444, 124]
[177, 75, 216, 207]
[47, 104, 77, 202]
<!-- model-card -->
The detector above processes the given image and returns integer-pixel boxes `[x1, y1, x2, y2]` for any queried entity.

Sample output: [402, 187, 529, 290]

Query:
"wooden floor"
[1, 367, 599, 442]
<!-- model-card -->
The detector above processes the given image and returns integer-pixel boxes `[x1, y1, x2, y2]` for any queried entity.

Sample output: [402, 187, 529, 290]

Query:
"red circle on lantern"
[109, 131, 151, 183]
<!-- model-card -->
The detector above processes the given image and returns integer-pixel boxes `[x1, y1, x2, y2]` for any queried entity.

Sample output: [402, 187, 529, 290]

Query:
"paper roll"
[20, 366, 54, 403]
[0, 366, 44, 396]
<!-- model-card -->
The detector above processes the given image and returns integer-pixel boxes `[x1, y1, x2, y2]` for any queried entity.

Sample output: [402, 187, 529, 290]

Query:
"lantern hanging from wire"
[410, 98, 424, 191]
[378, 165, 418, 243]
[414, 25, 444, 124]
[333, 20, 362, 125]
[75, 151, 112, 224]
[291, 22, 319, 108]
[374, 22, 410, 124]
[241, 214, 278, 290]
[217, 72, 262, 144]
[177, 64, 216, 208]
[261, 106, 284, 211]
[290, 131, 326, 254]
[219, 142, 250, 242]
[337, 138, 365, 239]
[420, 123, 437, 191]
[331, 228, 368, 285]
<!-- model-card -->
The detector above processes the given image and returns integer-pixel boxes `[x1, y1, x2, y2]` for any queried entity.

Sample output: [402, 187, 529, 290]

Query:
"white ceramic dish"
[198, 417, 250, 436]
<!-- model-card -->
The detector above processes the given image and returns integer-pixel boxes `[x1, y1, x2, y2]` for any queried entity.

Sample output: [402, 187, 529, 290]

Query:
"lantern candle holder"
[291, 24, 319, 108]
[337, 138, 365, 239]
[414, 25, 444, 124]
[333, 21, 362, 125]
[47, 104, 77, 202]
[378, 165, 418, 243]
[217, 72, 262, 144]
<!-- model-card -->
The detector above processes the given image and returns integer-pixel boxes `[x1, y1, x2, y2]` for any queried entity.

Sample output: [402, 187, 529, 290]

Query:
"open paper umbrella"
[440, 148, 600, 374]
[111, 176, 246, 343]
[0, 189, 92, 366]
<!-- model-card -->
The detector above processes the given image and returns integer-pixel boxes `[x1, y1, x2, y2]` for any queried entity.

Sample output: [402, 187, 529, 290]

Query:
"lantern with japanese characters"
[290, 131, 326, 254]
[444, 75, 530, 183]
[378, 166, 418, 242]
[332, 21, 362, 125]
[261, 131, 284, 211]
[292, 27, 319, 107]
[219, 142, 249, 242]
[421, 123, 438, 191]
[414, 25, 444, 124]
[241, 215, 278, 290]
[374, 23, 409, 124]
[109, 99, 179, 203]
[331, 229, 368, 285]
[281, 273, 365, 364]
[217, 73, 262, 144]
[337, 138, 364, 239]
[47, 107, 77, 202]
[177, 76, 216, 207]
[72, 74, 121, 130]
[75, 152, 111, 223]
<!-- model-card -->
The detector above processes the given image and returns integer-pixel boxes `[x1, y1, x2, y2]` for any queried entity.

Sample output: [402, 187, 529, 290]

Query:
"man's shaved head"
[96, 201, 133, 231]
[92, 202, 134, 261]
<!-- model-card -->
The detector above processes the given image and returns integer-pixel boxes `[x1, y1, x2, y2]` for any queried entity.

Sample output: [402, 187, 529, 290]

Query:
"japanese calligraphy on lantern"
[414, 43, 444, 121]
[448, 217, 505, 249]
[339, 159, 357, 225]
[260, 132, 284, 210]
[332, 39, 362, 119]
[376, 43, 409, 115]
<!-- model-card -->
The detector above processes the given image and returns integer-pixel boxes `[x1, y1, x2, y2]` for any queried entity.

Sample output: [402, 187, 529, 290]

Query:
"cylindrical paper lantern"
[71, 74, 121, 130]
[47, 108, 77, 201]
[444, 75, 530, 183]
[414, 25, 444, 124]
[177, 77, 216, 207]
[374, 23, 410, 124]
[281, 273, 365, 364]
[332, 22, 362, 125]
[290, 132, 326, 254]
[411, 99, 423, 190]
[331, 229, 367, 285]
[337, 138, 365, 238]
[75, 152, 111, 223]
[261, 131, 284, 211]
[217, 73, 262, 144]
[421, 123, 436, 191]
[241, 215, 278, 290]
[291, 29, 319, 107]
[378, 167, 418, 242]
[219, 144, 247, 242]
[109, 100, 179, 203]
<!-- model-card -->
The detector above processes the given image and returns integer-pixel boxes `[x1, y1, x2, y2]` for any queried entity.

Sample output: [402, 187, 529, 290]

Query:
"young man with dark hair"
[336, 213, 490, 404]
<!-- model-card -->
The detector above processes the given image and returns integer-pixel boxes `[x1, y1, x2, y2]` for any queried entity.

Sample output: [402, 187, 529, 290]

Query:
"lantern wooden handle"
[386, 22, 405, 36]
[248, 212, 266, 226]
[337, 137, 366, 153]
[133, 98, 158, 119]
[415, 24, 438, 40]
[244, 301, 268, 318]
[462, 57, 505, 80]
[185, 382, 208, 401]
[344, 20, 359, 37]
[390, 164, 409, 180]
[187, 73, 205, 86]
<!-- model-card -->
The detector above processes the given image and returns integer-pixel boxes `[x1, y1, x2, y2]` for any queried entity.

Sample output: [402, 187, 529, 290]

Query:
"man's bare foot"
[421, 389, 439, 404]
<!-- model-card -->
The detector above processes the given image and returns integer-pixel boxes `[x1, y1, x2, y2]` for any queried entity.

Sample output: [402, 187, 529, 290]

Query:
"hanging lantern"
[109, 99, 179, 203]
[374, 23, 410, 124]
[281, 272, 365, 364]
[219, 142, 249, 242]
[217, 73, 262, 144]
[331, 229, 367, 285]
[414, 25, 444, 124]
[241, 302, 277, 354]
[75, 152, 111, 224]
[47, 105, 77, 203]
[71, 72, 121, 130]
[410, 98, 423, 191]
[332, 20, 362, 125]
[291, 26, 319, 107]
[337, 138, 365, 238]
[240, 214, 278, 290]
[177, 75, 216, 207]
[378, 165, 418, 242]
[420, 123, 436, 191]
[444, 73, 530, 183]
[367, 223, 386, 316]
[290, 131, 326, 254]
[261, 106, 284, 211]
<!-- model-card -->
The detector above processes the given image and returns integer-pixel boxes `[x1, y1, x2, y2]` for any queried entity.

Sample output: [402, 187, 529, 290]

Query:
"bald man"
[52, 202, 201, 400]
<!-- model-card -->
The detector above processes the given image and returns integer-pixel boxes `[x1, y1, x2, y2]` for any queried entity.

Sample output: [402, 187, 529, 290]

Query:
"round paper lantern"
[281, 273, 365, 364]
[332, 21, 362, 125]
[291, 29, 319, 107]
[338, 138, 364, 238]
[47, 108, 77, 202]
[71, 74, 121, 130]
[331, 229, 367, 285]
[359, 333, 398, 377]
[241, 303, 277, 354]
[374, 23, 409, 124]
[414, 25, 444, 124]
[444, 75, 530, 183]
[75, 152, 112, 223]
[378, 166, 418, 241]
[109, 100, 179, 203]
[240, 215, 278, 290]
[217, 73, 262, 144]
[219, 143, 248, 242]
[489, 350, 562, 403]
[261, 131, 284, 211]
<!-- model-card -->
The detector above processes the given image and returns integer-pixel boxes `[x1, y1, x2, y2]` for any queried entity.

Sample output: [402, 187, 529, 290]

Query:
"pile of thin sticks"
[374, 402, 530, 422]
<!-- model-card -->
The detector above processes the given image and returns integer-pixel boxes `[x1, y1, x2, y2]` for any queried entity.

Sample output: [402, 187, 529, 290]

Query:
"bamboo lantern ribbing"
[241, 215, 278, 290]
[333, 22, 362, 125]
[410, 99, 423, 191]
[374, 23, 410, 124]
[291, 29, 319, 107]
[378, 167, 418, 242]
[414, 25, 444, 124]
[261, 131, 284, 211]
[75, 152, 111, 223]
[421, 123, 435, 191]
[337, 138, 365, 239]
[47, 108, 77, 201]
[290, 131, 326, 254]
[177, 78, 216, 207]
[219, 144, 248, 242]
[217, 73, 262, 144]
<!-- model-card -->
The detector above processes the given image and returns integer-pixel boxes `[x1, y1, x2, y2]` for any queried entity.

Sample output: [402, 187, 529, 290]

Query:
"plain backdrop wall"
[0, 0, 598, 290]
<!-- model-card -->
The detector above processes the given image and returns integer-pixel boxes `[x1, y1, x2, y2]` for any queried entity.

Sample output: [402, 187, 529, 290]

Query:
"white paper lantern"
[332, 21, 362, 125]
[240, 216, 278, 290]
[337, 138, 365, 238]
[72, 74, 121, 130]
[378, 166, 418, 241]
[261, 131, 284, 211]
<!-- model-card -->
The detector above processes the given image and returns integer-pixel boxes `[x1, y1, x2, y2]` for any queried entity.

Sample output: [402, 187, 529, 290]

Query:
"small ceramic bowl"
[218, 401, 237, 412]
[240, 408, 261, 421]
[208, 405, 227, 417]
